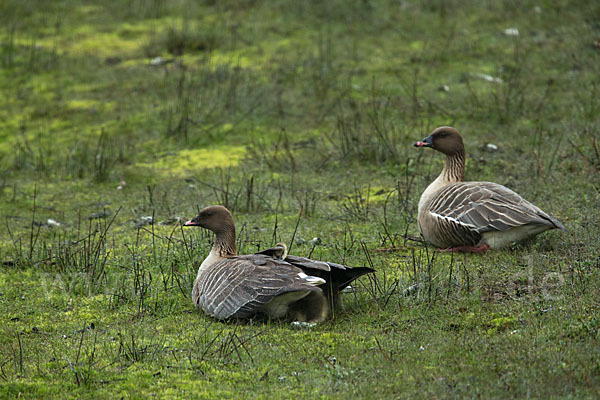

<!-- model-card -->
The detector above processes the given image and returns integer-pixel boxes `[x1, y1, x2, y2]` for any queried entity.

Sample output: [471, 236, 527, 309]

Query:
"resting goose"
[255, 244, 373, 309]
[414, 127, 565, 252]
[184, 205, 374, 322]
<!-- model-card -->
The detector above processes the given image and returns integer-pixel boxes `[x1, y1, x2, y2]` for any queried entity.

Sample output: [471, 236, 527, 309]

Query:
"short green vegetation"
[1, 0, 599, 398]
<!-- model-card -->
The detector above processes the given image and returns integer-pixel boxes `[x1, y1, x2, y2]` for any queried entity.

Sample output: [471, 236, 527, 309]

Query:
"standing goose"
[414, 127, 565, 252]
[184, 205, 374, 322]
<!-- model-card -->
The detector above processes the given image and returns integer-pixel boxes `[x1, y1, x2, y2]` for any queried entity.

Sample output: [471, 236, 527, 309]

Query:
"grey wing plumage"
[194, 255, 320, 320]
[257, 247, 374, 290]
[284, 255, 374, 291]
[257, 248, 375, 305]
[428, 182, 564, 240]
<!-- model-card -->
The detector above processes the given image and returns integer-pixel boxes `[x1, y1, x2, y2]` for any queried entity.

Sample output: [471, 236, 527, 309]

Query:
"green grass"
[1, 0, 599, 398]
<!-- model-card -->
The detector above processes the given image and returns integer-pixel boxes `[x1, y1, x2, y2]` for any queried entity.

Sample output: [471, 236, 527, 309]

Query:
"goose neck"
[213, 229, 237, 257]
[441, 150, 465, 183]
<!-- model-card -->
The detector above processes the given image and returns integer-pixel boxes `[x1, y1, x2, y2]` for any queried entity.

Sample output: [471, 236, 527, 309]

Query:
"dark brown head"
[414, 126, 464, 156]
[184, 205, 235, 235]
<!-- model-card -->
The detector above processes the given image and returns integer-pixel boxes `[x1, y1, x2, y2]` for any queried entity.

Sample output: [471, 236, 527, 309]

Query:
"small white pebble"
[485, 143, 498, 152]
[475, 73, 504, 84]
[290, 321, 316, 329]
[439, 84, 450, 92]
[341, 285, 355, 293]
[403, 284, 420, 296]
[46, 219, 61, 227]
[135, 216, 155, 227]
[419, 345, 425, 351]
[150, 56, 164, 66]
[503, 28, 520, 37]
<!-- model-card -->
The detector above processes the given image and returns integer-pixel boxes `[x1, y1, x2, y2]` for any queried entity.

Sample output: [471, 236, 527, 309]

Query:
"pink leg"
[438, 244, 489, 253]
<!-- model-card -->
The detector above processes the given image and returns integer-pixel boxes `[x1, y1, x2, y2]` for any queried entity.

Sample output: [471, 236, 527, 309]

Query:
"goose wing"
[283, 255, 374, 291]
[257, 247, 375, 290]
[428, 182, 564, 236]
[193, 254, 323, 320]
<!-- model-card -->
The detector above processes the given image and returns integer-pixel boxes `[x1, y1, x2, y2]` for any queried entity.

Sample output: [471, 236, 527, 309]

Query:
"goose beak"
[414, 135, 433, 148]
[183, 219, 197, 226]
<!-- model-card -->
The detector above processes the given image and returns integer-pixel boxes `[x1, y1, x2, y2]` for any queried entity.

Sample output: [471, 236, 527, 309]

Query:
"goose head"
[184, 205, 235, 234]
[414, 126, 464, 156]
